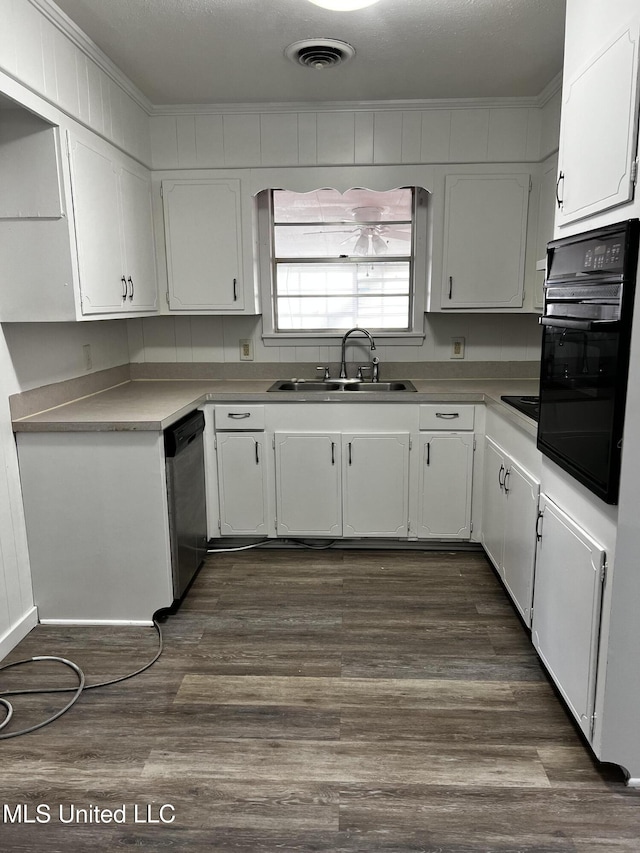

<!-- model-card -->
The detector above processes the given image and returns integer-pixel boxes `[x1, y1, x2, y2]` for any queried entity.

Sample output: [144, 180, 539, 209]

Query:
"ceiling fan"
[305, 205, 411, 256]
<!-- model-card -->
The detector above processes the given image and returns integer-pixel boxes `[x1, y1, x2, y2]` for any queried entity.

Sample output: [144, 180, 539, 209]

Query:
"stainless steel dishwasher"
[164, 409, 208, 602]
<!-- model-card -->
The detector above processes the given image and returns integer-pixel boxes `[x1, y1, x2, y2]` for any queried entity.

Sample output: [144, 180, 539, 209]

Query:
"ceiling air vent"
[284, 39, 356, 70]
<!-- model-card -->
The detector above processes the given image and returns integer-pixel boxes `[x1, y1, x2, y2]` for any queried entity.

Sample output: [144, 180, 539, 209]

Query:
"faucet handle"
[356, 365, 372, 380]
[371, 356, 380, 382]
[316, 365, 331, 381]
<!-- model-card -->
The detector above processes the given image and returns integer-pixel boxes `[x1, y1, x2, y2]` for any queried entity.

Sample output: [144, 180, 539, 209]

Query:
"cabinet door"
[68, 135, 126, 314]
[558, 20, 640, 224]
[533, 155, 558, 309]
[120, 164, 158, 312]
[415, 433, 473, 539]
[275, 433, 342, 536]
[532, 496, 606, 741]
[163, 179, 244, 311]
[342, 433, 410, 537]
[502, 460, 540, 626]
[442, 173, 529, 309]
[216, 433, 270, 535]
[481, 438, 507, 571]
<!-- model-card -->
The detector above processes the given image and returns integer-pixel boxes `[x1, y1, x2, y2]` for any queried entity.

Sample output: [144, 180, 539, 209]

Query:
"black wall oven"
[538, 219, 639, 504]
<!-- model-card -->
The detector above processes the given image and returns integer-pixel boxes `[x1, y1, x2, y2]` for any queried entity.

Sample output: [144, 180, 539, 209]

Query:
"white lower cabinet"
[482, 437, 540, 626]
[415, 433, 474, 539]
[532, 495, 606, 742]
[211, 404, 475, 541]
[216, 432, 271, 535]
[274, 433, 342, 536]
[342, 433, 410, 537]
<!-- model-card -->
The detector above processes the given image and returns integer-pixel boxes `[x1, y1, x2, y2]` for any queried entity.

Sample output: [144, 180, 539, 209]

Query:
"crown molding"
[149, 93, 551, 117]
[537, 72, 563, 107]
[29, 0, 153, 114]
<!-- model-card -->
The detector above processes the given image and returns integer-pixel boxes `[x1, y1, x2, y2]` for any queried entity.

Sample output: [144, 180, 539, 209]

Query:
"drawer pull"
[435, 412, 459, 419]
[227, 412, 251, 419]
[498, 464, 505, 489]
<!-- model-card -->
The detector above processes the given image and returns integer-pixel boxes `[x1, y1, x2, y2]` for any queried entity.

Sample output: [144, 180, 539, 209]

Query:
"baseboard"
[38, 618, 154, 627]
[0, 606, 39, 661]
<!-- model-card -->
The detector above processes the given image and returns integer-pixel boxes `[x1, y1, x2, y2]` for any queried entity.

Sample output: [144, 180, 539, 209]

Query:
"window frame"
[257, 186, 428, 346]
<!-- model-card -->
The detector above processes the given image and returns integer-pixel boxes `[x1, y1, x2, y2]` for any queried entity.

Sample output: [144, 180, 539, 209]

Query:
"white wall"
[2, 320, 130, 394]
[0, 328, 36, 657]
[126, 313, 542, 366]
[0, 0, 151, 163]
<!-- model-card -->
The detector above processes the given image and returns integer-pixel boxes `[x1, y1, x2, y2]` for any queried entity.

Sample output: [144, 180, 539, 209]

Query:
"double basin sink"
[268, 379, 417, 393]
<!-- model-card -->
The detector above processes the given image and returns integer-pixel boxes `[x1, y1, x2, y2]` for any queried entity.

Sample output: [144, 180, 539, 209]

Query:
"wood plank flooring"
[1, 548, 639, 852]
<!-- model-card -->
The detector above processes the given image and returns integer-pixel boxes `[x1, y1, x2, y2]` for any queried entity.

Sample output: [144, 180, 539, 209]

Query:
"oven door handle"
[539, 317, 620, 331]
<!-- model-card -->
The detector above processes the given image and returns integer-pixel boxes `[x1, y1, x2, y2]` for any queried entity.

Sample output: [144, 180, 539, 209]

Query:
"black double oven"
[537, 219, 639, 504]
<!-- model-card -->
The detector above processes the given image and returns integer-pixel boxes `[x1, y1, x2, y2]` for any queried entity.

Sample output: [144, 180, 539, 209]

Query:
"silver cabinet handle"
[498, 464, 505, 489]
[348, 442, 352, 465]
[436, 412, 459, 419]
[127, 276, 134, 301]
[233, 278, 238, 301]
[255, 440, 260, 465]
[121, 276, 127, 300]
[227, 412, 251, 419]
[331, 441, 335, 465]
[426, 441, 430, 466]
[448, 276, 453, 299]
[504, 467, 511, 494]
[536, 510, 543, 541]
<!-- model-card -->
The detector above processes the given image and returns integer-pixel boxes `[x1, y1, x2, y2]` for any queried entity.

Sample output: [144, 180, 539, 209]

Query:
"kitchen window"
[258, 186, 428, 342]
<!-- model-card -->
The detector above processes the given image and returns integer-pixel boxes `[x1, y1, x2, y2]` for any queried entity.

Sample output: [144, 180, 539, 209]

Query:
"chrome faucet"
[340, 327, 376, 379]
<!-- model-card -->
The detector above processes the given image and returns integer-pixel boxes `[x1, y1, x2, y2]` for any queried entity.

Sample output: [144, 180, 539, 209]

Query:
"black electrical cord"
[0, 618, 163, 740]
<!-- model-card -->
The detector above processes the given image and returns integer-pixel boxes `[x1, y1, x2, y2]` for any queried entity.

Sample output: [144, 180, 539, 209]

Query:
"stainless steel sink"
[267, 379, 416, 392]
[269, 381, 343, 391]
[343, 381, 416, 392]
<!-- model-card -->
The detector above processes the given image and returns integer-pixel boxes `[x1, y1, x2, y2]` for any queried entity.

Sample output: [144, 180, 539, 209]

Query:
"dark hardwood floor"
[1, 548, 639, 852]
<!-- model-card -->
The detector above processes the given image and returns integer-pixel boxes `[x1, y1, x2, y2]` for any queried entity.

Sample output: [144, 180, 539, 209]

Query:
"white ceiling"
[52, 0, 566, 106]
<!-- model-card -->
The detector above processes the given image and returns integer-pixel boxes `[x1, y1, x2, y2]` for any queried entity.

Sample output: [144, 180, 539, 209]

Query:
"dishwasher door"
[165, 410, 208, 601]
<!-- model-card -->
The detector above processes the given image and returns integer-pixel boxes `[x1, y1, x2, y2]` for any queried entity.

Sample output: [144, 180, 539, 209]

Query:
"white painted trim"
[0, 607, 38, 662]
[537, 72, 563, 107]
[28, 0, 153, 115]
[150, 95, 545, 117]
[38, 618, 155, 627]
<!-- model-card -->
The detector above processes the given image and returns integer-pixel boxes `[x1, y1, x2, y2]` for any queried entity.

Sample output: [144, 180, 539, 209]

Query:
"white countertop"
[11, 377, 540, 435]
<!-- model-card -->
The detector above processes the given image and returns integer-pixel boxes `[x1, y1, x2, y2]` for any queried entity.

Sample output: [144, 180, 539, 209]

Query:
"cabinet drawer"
[419, 404, 474, 430]
[214, 405, 265, 430]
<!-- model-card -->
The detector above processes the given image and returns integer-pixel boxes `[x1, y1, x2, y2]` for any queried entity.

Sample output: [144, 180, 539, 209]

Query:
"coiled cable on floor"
[0, 619, 163, 740]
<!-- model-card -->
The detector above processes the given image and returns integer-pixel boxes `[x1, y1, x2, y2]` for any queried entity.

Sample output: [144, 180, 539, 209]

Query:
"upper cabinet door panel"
[68, 135, 125, 314]
[120, 165, 158, 312]
[558, 20, 640, 224]
[163, 179, 244, 311]
[442, 173, 530, 309]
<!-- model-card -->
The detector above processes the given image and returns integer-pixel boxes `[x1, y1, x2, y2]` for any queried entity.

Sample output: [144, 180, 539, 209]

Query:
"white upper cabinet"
[162, 178, 257, 313]
[557, 19, 640, 225]
[533, 155, 559, 309]
[441, 173, 530, 309]
[119, 164, 159, 312]
[68, 132, 158, 316]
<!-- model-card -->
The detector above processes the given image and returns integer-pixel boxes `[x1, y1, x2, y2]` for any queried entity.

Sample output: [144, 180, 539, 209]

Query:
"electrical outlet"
[83, 344, 92, 371]
[239, 338, 253, 361]
[450, 337, 465, 359]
